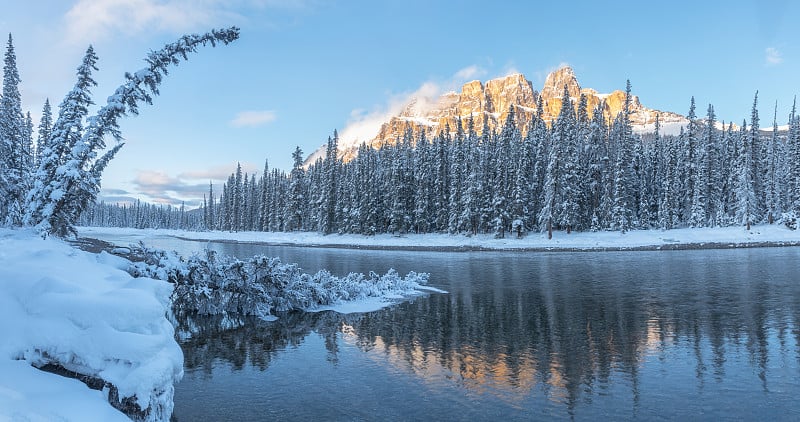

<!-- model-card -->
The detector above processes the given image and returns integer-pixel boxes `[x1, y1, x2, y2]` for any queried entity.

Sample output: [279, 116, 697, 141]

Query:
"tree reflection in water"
[174, 248, 800, 414]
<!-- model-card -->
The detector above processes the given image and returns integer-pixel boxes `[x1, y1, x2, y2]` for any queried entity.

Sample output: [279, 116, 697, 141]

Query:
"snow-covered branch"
[127, 244, 433, 319]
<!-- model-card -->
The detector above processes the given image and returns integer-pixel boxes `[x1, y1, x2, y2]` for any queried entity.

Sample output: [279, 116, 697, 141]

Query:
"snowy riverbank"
[0, 229, 183, 421]
[79, 224, 800, 252]
[0, 227, 444, 421]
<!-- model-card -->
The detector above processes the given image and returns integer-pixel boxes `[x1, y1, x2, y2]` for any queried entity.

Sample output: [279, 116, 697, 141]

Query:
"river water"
[92, 233, 800, 421]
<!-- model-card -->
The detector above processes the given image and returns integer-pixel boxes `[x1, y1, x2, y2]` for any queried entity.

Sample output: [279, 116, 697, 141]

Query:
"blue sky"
[3, 0, 799, 207]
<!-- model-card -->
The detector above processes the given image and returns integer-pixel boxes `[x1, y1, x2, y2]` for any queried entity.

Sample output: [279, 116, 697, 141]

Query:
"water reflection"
[174, 247, 800, 418]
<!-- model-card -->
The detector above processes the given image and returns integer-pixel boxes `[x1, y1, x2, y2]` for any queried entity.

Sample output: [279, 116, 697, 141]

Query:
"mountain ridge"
[306, 66, 688, 165]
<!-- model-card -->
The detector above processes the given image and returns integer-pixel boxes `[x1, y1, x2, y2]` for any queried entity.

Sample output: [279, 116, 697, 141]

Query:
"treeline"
[86, 83, 800, 238]
[79, 200, 204, 230]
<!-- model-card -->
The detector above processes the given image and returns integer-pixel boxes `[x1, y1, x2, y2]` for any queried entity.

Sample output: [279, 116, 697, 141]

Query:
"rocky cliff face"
[317, 66, 687, 163]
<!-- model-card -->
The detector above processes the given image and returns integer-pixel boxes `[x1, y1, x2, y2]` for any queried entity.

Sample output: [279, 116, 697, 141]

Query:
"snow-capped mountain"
[307, 66, 688, 164]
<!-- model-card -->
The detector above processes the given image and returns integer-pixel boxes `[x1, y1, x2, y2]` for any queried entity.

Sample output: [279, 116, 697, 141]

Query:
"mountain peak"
[541, 65, 580, 101]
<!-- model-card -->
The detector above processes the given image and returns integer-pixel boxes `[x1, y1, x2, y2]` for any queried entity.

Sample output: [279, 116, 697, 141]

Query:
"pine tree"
[491, 107, 517, 238]
[586, 101, 608, 230]
[447, 118, 465, 233]
[765, 102, 780, 223]
[553, 86, 581, 233]
[207, 181, 215, 230]
[259, 159, 269, 231]
[287, 146, 306, 230]
[35, 98, 53, 168]
[322, 131, 339, 234]
[26, 46, 98, 231]
[749, 92, 764, 222]
[0, 34, 29, 225]
[609, 80, 635, 233]
[789, 98, 800, 216]
[734, 120, 757, 229]
[689, 100, 709, 227]
[460, 115, 481, 234]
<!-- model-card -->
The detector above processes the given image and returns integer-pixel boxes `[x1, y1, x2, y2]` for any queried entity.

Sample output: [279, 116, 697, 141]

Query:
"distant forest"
[81, 83, 800, 238]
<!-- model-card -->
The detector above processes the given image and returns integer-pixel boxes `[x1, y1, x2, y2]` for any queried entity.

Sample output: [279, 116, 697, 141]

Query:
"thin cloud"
[64, 0, 225, 44]
[766, 47, 783, 66]
[132, 170, 217, 206]
[230, 110, 277, 128]
[124, 162, 261, 206]
[63, 0, 316, 44]
[454, 65, 486, 81]
[338, 65, 487, 147]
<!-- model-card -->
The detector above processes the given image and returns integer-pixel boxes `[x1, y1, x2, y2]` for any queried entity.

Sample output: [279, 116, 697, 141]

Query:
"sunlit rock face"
[319, 65, 687, 164]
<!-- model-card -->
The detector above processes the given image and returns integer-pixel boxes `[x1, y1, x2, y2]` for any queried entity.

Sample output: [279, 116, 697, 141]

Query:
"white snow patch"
[0, 228, 183, 421]
[80, 224, 800, 251]
[633, 121, 686, 136]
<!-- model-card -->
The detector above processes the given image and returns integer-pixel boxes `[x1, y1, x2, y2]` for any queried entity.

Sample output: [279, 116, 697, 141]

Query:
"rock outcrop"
[313, 66, 687, 164]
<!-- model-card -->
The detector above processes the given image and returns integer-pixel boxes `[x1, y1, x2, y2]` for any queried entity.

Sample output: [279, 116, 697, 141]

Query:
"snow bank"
[0, 229, 183, 421]
[126, 245, 439, 319]
[81, 224, 800, 252]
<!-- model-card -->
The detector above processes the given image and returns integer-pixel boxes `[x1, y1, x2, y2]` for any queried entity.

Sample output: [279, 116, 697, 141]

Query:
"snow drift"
[0, 229, 183, 421]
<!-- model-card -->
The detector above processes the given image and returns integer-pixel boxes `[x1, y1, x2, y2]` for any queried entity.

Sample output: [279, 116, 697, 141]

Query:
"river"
[90, 233, 800, 421]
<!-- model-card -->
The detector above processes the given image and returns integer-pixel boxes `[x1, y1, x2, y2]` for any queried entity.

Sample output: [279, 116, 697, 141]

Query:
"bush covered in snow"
[782, 211, 797, 230]
[127, 244, 432, 319]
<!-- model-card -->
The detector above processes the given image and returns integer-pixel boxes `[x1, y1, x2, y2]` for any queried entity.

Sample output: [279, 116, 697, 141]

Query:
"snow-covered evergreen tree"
[788, 98, 800, 216]
[35, 98, 53, 168]
[609, 80, 635, 233]
[286, 146, 306, 231]
[734, 120, 757, 229]
[552, 86, 582, 234]
[764, 102, 780, 223]
[26, 46, 98, 231]
[0, 34, 29, 225]
[321, 132, 339, 234]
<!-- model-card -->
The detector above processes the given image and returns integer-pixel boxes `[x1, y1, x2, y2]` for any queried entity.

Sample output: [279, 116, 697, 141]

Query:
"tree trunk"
[547, 220, 553, 240]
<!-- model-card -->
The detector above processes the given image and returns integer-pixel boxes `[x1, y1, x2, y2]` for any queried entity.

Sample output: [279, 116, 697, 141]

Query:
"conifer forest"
[81, 82, 800, 239]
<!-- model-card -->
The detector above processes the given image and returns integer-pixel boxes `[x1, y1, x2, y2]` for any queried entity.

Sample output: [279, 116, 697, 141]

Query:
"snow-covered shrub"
[127, 245, 431, 319]
[511, 218, 526, 238]
[781, 211, 797, 230]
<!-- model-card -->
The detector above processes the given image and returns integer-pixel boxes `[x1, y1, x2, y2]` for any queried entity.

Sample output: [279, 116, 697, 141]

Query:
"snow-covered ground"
[0, 229, 183, 421]
[80, 224, 800, 251]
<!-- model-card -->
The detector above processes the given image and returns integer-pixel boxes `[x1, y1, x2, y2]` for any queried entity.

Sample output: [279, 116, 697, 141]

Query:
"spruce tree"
[26, 46, 98, 230]
[35, 99, 53, 168]
[734, 120, 757, 229]
[765, 102, 780, 223]
[609, 80, 635, 233]
[287, 146, 306, 230]
[0, 34, 29, 225]
[789, 98, 800, 216]
[689, 100, 709, 227]
[553, 85, 581, 233]
[323, 131, 339, 234]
